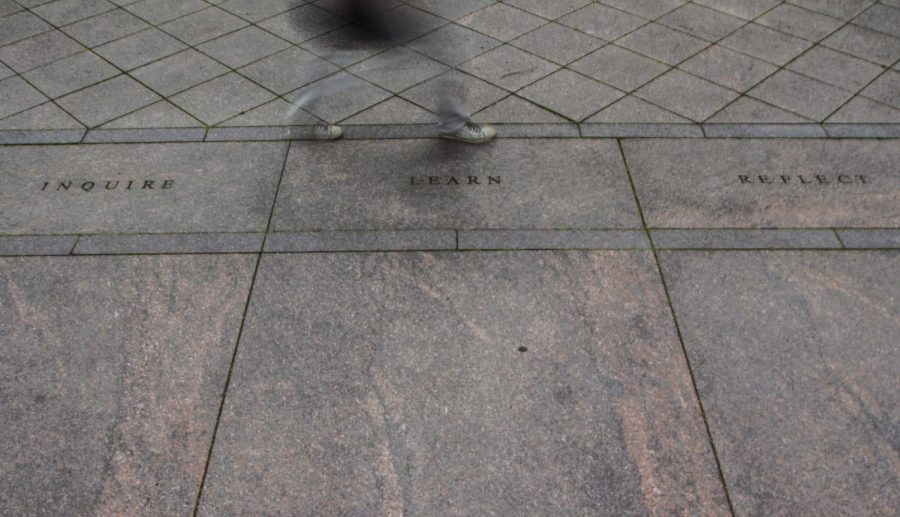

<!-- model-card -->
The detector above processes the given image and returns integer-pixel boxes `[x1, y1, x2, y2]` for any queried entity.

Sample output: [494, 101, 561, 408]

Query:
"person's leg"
[435, 72, 496, 144]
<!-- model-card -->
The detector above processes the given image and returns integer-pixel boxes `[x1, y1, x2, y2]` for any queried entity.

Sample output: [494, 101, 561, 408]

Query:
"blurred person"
[289, 0, 496, 144]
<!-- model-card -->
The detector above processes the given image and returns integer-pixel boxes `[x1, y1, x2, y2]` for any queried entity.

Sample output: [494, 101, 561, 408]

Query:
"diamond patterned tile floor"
[0, 0, 898, 131]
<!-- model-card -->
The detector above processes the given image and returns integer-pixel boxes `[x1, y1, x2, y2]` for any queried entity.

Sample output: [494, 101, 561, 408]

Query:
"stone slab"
[74, 232, 265, 254]
[0, 129, 85, 144]
[458, 229, 650, 249]
[651, 229, 842, 249]
[823, 124, 900, 138]
[702, 124, 827, 138]
[82, 128, 207, 143]
[264, 230, 456, 252]
[0, 254, 256, 516]
[272, 139, 641, 231]
[198, 251, 729, 515]
[837, 229, 900, 248]
[0, 235, 76, 255]
[580, 123, 705, 138]
[660, 251, 900, 515]
[623, 139, 900, 228]
[0, 143, 287, 235]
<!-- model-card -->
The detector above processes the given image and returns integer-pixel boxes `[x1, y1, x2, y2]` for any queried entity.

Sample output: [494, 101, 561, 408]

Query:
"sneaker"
[314, 123, 343, 140]
[440, 122, 496, 144]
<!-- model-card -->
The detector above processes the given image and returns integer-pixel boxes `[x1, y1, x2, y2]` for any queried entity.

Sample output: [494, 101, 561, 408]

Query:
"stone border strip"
[458, 230, 649, 250]
[4, 229, 900, 255]
[73, 233, 265, 254]
[264, 231, 456, 252]
[836, 229, 900, 248]
[0, 235, 77, 255]
[4, 124, 900, 144]
[650, 229, 843, 249]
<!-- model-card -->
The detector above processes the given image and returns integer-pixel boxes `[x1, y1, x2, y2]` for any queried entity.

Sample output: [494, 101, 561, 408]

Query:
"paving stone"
[349, 46, 447, 93]
[749, 70, 855, 121]
[489, 122, 581, 137]
[0, 128, 85, 143]
[570, 45, 669, 92]
[273, 139, 639, 231]
[378, 4, 447, 43]
[22, 51, 118, 99]
[557, 3, 647, 41]
[82, 127, 205, 142]
[57, 74, 160, 127]
[756, 4, 843, 41]
[823, 123, 900, 137]
[616, 23, 708, 65]
[837, 229, 900, 247]
[702, 123, 827, 137]
[130, 50, 228, 98]
[657, 3, 746, 42]
[287, 71, 391, 123]
[102, 100, 203, 128]
[826, 96, 900, 122]
[635, 69, 738, 121]
[0, 11, 52, 47]
[265, 230, 456, 251]
[822, 24, 900, 65]
[679, 44, 777, 92]
[399, 71, 506, 114]
[0, 101, 83, 129]
[159, 7, 248, 46]
[0, 235, 76, 255]
[74, 232, 265, 254]
[220, 98, 320, 126]
[345, 96, 437, 124]
[0, 62, 12, 81]
[601, 0, 686, 19]
[0, 30, 82, 73]
[503, 0, 592, 19]
[651, 229, 841, 248]
[300, 25, 395, 67]
[94, 27, 187, 70]
[60, 8, 148, 47]
[123, 0, 207, 24]
[198, 251, 729, 515]
[852, 2, 900, 38]
[519, 69, 624, 121]
[706, 96, 812, 122]
[32, 0, 115, 26]
[0, 142, 286, 234]
[459, 44, 559, 91]
[238, 47, 338, 95]
[693, 0, 780, 19]
[257, 4, 347, 44]
[510, 22, 604, 65]
[659, 250, 900, 516]
[457, 3, 545, 42]
[0, 0, 22, 16]
[787, 46, 885, 92]
[789, 0, 875, 19]
[586, 95, 690, 122]
[0, 254, 255, 515]
[0, 76, 48, 120]
[459, 229, 650, 249]
[720, 23, 812, 65]
[405, 0, 493, 20]
[859, 70, 900, 108]
[170, 73, 274, 126]
[473, 95, 567, 123]
[406, 23, 501, 66]
[198, 27, 290, 70]
[622, 139, 900, 227]
[217, 0, 305, 22]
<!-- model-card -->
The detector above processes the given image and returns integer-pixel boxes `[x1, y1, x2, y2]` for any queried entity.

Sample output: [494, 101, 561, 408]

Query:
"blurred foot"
[314, 123, 343, 140]
[440, 122, 496, 144]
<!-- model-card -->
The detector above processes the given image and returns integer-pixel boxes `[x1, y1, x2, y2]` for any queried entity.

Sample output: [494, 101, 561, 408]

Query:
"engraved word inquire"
[39, 179, 175, 192]
[410, 175, 501, 186]
[738, 174, 869, 185]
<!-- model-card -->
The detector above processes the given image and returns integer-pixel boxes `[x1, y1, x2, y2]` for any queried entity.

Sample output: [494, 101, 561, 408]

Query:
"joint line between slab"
[616, 139, 737, 516]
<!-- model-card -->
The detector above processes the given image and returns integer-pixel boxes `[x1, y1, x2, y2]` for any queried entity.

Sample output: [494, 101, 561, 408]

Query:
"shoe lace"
[464, 122, 484, 136]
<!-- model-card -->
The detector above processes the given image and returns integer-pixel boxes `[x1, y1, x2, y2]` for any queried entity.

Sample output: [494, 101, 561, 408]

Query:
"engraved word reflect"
[738, 174, 869, 185]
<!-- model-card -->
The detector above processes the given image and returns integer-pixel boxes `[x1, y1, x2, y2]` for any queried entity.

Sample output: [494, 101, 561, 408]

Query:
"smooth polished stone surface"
[661, 251, 900, 516]
[623, 139, 900, 228]
[0, 255, 256, 516]
[198, 251, 729, 515]
[272, 139, 641, 230]
[0, 143, 287, 235]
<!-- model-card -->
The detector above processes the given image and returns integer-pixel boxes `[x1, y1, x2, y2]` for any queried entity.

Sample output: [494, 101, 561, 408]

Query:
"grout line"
[833, 228, 847, 249]
[190, 139, 292, 515]
[616, 137, 738, 517]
